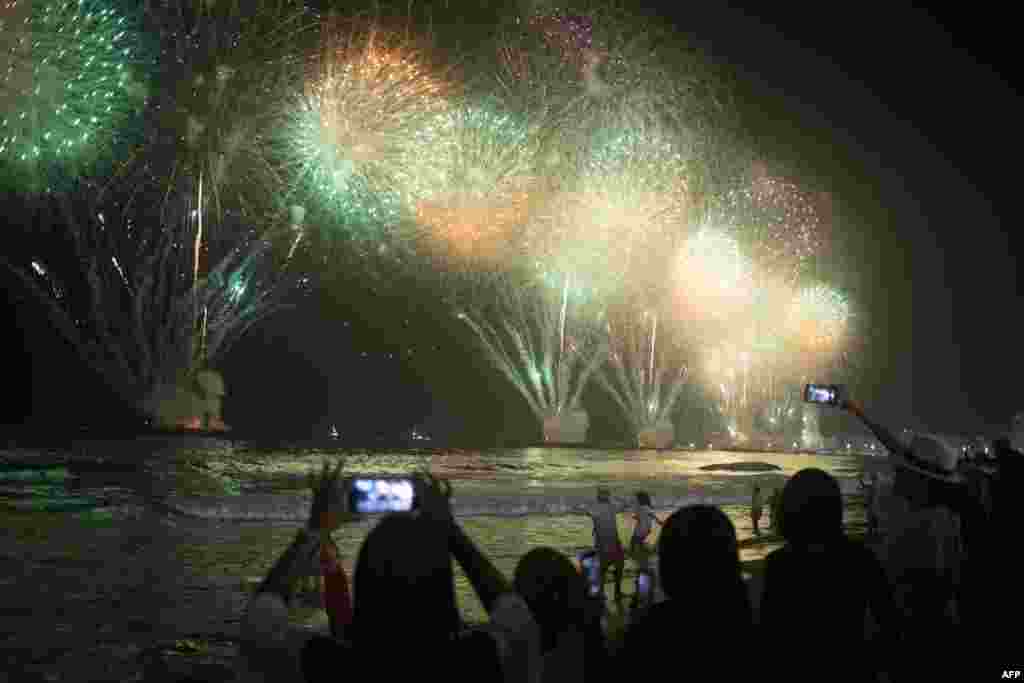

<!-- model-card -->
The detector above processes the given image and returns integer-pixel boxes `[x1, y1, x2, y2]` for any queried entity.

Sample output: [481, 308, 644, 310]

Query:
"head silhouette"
[636, 491, 652, 507]
[597, 486, 610, 502]
[514, 547, 586, 652]
[779, 468, 843, 545]
[352, 512, 459, 649]
[658, 505, 742, 601]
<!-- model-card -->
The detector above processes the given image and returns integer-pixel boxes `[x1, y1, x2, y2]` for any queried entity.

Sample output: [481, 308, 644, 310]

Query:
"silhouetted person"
[514, 547, 608, 683]
[840, 398, 1016, 667]
[769, 486, 783, 533]
[751, 484, 763, 536]
[241, 466, 539, 682]
[859, 471, 880, 538]
[759, 469, 901, 683]
[617, 505, 753, 675]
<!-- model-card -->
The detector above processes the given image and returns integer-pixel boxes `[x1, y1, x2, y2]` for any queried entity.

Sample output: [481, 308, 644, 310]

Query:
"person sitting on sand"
[616, 505, 753, 673]
[759, 468, 902, 683]
[240, 464, 539, 683]
[573, 487, 630, 603]
[751, 484, 763, 536]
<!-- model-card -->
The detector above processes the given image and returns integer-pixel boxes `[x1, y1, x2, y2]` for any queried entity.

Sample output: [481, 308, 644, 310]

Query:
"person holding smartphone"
[240, 464, 541, 683]
[835, 394, 1024, 667]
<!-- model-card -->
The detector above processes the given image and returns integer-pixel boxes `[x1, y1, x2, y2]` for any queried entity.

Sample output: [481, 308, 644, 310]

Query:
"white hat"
[893, 433, 964, 485]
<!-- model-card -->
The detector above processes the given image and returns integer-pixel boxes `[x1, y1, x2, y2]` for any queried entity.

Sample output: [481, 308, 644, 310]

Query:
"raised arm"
[414, 473, 512, 613]
[842, 399, 910, 459]
[254, 460, 349, 603]
[242, 461, 352, 679]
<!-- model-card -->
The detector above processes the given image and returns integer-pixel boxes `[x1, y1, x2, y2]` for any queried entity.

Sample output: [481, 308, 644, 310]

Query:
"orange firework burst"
[411, 102, 544, 269]
[415, 179, 537, 265]
[282, 13, 458, 229]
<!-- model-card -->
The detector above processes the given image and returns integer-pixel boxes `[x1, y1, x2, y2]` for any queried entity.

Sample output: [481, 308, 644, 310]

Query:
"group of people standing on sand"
[572, 482, 791, 606]
[572, 489, 661, 605]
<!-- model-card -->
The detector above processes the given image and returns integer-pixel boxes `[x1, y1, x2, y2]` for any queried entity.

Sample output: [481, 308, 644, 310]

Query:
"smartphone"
[803, 383, 843, 406]
[635, 570, 652, 602]
[348, 478, 415, 513]
[578, 550, 602, 597]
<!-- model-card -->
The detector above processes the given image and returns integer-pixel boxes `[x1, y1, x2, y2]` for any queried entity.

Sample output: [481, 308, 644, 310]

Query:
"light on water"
[1, 445, 873, 628]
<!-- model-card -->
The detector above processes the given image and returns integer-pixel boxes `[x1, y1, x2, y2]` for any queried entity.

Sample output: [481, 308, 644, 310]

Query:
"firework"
[711, 169, 827, 286]
[128, 1, 314, 234]
[497, 1, 732, 178]
[455, 271, 607, 427]
[787, 283, 851, 353]
[597, 303, 690, 442]
[526, 126, 690, 307]
[673, 223, 756, 325]
[412, 100, 542, 269]
[0, 0, 146, 190]
[278, 14, 456, 240]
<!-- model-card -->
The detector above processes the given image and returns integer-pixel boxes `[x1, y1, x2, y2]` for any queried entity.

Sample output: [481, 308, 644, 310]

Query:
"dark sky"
[4, 2, 1021, 441]
[662, 2, 1022, 436]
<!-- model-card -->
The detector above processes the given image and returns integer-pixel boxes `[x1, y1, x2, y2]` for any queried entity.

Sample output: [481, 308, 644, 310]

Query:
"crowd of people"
[237, 398, 1023, 682]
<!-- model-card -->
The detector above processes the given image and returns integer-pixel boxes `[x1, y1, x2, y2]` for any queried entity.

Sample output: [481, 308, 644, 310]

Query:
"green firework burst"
[412, 99, 543, 270]
[276, 15, 456, 242]
[0, 0, 145, 190]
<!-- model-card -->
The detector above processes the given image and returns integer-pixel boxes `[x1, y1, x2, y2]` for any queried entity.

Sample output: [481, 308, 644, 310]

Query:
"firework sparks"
[673, 224, 756, 323]
[713, 168, 827, 286]
[787, 283, 851, 352]
[499, 2, 727, 178]
[597, 303, 690, 441]
[279, 15, 456, 237]
[413, 102, 542, 268]
[455, 273, 608, 427]
[526, 126, 690, 305]
[0, 0, 146, 189]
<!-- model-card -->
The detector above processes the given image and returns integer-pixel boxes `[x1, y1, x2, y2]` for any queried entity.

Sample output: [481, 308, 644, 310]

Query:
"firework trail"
[455, 270, 607, 427]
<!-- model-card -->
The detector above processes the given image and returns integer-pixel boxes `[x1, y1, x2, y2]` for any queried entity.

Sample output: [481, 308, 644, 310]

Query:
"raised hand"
[412, 471, 454, 529]
[307, 459, 350, 533]
[841, 397, 864, 415]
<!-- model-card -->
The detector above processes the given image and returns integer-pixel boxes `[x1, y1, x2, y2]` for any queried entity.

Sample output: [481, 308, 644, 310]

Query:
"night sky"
[3, 2, 1020, 442]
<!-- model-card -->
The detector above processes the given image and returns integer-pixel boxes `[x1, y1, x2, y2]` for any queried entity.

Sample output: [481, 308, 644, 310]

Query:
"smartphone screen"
[636, 571, 652, 600]
[804, 384, 838, 405]
[349, 478, 414, 513]
[578, 551, 601, 596]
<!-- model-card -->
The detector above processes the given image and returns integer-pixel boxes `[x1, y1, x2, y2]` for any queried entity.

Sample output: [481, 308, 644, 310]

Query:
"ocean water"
[1, 444, 876, 628]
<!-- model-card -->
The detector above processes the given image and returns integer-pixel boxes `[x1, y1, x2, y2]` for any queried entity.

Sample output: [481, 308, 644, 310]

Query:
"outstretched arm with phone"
[841, 398, 910, 459]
